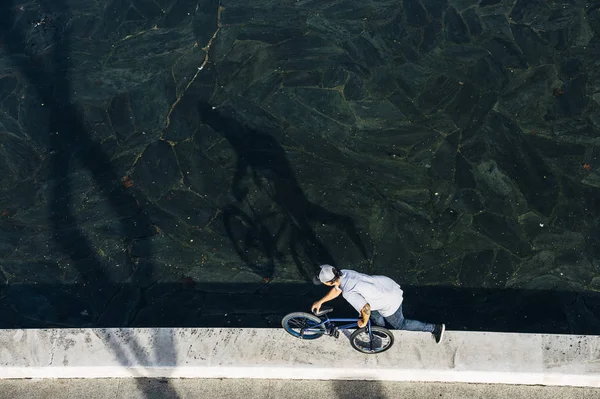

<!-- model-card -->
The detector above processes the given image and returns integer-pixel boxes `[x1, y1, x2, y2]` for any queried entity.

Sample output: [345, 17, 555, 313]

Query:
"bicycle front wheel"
[350, 326, 394, 354]
[281, 312, 326, 340]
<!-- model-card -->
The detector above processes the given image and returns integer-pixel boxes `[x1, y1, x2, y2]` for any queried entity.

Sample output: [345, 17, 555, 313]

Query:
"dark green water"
[0, 0, 599, 334]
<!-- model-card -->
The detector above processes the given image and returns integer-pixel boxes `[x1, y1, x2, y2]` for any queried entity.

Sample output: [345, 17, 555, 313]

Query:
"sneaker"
[432, 323, 445, 344]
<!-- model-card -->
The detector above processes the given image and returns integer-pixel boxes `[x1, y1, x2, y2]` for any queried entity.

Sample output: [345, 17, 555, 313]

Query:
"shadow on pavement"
[0, 1, 179, 397]
[332, 380, 387, 399]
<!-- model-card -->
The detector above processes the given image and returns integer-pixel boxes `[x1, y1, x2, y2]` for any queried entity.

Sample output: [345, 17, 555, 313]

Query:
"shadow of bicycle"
[197, 100, 368, 282]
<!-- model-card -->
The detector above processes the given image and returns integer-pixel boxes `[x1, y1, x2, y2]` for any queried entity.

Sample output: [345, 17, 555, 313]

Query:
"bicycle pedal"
[333, 329, 340, 339]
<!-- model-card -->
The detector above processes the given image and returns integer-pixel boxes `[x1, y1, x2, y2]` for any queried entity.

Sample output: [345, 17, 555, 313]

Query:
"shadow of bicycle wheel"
[197, 99, 369, 282]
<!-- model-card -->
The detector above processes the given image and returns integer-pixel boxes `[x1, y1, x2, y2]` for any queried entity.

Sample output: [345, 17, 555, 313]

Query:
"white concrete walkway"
[1, 327, 599, 387]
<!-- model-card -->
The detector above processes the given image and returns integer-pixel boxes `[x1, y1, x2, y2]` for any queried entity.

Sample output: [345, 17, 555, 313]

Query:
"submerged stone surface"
[0, 0, 599, 334]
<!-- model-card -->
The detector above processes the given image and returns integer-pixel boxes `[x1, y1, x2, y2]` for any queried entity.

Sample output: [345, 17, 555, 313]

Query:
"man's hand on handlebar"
[357, 318, 367, 328]
[311, 301, 321, 314]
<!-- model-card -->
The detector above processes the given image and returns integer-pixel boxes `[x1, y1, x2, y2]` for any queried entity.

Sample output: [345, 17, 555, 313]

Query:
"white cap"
[318, 264, 337, 283]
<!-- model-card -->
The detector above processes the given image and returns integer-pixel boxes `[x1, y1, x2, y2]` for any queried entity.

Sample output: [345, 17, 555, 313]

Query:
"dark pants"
[371, 304, 435, 332]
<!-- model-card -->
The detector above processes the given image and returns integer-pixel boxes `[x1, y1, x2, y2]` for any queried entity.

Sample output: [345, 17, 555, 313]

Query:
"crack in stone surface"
[162, 4, 225, 135]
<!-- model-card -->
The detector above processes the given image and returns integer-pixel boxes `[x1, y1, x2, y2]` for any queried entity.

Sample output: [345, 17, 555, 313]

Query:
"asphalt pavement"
[0, 378, 597, 399]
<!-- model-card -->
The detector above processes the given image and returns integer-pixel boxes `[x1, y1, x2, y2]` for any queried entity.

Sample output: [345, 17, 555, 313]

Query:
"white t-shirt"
[338, 269, 403, 317]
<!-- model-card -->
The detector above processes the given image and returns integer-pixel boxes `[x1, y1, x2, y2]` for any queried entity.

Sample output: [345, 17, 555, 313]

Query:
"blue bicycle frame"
[305, 315, 377, 352]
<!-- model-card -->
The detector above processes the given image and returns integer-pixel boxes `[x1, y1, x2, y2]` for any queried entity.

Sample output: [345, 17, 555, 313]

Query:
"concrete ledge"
[1, 328, 599, 387]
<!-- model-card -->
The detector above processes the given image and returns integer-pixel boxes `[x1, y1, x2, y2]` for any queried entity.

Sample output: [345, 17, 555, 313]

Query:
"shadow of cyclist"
[197, 100, 368, 281]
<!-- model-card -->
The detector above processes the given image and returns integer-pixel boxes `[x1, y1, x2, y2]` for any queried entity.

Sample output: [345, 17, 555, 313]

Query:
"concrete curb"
[0, 328, 599, 387]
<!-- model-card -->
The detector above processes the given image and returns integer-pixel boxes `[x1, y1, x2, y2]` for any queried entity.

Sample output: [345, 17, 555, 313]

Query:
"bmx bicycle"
[281, 306, 394, 354]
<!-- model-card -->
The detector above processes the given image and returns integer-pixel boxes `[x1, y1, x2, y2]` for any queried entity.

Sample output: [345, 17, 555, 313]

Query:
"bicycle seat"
[314, 306, 333, 317]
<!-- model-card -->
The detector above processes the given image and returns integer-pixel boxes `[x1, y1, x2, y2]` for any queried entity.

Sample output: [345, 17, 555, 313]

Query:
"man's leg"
[385, 305, 435, 332]
[370, 310, 386, 327]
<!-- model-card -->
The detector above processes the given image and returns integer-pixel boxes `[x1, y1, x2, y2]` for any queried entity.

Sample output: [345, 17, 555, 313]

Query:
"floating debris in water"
[121, 175, 134, 188]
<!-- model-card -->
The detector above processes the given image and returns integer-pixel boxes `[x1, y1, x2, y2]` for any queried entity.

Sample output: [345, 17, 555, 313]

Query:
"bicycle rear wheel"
[282, 312, 326, 340]
[350, 326, 394, 354]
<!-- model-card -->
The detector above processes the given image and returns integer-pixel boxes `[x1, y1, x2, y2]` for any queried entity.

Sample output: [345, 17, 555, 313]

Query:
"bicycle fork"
[367, 323, 374, 352]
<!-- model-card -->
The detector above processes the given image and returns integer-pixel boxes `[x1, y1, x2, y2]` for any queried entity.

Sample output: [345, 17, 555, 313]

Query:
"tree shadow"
[96, 327, 178, 385]
[197, 100, 368, 281]
[0, 0, 178, 397]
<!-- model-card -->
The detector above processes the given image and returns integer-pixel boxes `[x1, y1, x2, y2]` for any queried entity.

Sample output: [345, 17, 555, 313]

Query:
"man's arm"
[357, 303, 371, 328]
[311, 287, 342, 313]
